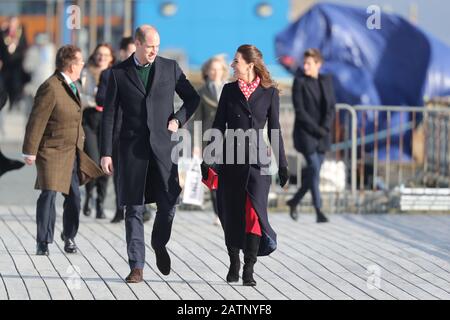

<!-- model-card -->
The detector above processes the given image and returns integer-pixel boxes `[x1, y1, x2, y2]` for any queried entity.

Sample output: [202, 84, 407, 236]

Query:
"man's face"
[71, 51, 85, 79]
[303, 56, 322, 78]
[135, 32, 160, 64]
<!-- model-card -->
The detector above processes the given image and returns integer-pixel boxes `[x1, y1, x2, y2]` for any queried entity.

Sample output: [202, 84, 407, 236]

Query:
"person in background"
[23, 33, 56, 115]
[0, 72, 24, 178]
[0, 16, 29, 111]
[190, 54, 229, 226]
[22, 45, 103, 256]
[202, 44, 289, 286]
[80, 43, 115, 219]
[286, 48, 336, 223]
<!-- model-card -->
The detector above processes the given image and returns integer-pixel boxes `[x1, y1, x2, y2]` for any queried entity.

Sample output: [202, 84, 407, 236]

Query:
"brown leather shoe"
[125, 268, 143, 283]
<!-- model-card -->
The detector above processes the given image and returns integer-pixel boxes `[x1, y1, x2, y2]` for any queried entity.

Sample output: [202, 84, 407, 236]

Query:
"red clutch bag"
[202, 167, 218, 190]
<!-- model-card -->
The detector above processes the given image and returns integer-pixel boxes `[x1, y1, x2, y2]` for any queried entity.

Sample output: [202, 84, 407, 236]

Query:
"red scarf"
[238, 76, 260, 100]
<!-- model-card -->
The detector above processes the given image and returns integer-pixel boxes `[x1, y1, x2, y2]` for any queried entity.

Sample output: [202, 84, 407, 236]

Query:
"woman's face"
[95, 46, 113, 70]
[207, 60, 224, 83]
[231, 52, 251, 81]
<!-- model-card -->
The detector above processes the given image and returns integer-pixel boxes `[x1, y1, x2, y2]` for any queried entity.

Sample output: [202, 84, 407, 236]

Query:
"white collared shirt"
[60, 71, 75, 87]
[133, 54, 152, 67]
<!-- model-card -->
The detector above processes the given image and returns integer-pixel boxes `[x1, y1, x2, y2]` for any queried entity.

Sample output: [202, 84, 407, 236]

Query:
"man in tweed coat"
[23, 45, 104, 256]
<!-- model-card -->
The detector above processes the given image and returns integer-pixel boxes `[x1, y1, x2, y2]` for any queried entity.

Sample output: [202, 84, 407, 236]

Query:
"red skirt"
[245, 194, 262, 236]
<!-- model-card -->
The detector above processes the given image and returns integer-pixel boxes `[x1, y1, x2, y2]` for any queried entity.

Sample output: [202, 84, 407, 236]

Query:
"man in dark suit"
[286, 49, 336, 223]
[100, 25, 199, 283]
[96, 36, 152, 224]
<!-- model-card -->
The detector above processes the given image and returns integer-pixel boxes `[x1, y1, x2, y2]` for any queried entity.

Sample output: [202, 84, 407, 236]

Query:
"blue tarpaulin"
[275, 3, 450, 160]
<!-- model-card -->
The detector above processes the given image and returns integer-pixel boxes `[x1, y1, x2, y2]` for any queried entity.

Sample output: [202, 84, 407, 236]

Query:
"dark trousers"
[112, 145, 121, 211]
[210, 190, 218, 216]
[290, 152, 325, 211]
[83, 108, 109, 203]
[36, 155, 81, 243]
[125, 154, 176, 270]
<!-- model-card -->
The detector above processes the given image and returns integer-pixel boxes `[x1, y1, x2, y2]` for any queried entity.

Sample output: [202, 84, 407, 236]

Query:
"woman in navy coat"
[202, 45, 289, 286]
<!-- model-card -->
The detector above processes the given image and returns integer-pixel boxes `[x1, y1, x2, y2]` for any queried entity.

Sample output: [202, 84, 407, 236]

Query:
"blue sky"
[320, 0, 450, 46]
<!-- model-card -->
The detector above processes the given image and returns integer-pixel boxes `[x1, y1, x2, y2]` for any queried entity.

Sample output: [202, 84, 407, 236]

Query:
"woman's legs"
[226, 246, 240, 282]
[225, 194, 262, 285]
[210, 190, 221, 225]
[242, 195, 261, 286]
[242, 233, 260, 286]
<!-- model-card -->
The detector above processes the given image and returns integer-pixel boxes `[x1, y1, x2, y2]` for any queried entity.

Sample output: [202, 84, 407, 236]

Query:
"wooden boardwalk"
[0, 205, 450, 300]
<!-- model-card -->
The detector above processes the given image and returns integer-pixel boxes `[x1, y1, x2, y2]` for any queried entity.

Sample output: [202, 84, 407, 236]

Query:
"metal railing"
[278, 102, 450, 213]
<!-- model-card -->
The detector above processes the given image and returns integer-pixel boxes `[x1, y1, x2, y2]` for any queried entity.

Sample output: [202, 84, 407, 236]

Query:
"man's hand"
[318, 127, 328, 138]
[278, 166, 289, 188]
[101, 156, 114, 176]
[168, 119, 179, 133]
[23, 155, 36, 166]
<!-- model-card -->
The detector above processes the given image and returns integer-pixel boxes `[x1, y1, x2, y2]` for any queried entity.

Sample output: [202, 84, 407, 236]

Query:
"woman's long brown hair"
[87, 43, 116, 68]
[237, 44, 277, 89]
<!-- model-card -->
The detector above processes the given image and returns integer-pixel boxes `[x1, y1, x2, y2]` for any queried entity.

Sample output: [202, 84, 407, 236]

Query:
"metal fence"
[278, 102, 450, 213]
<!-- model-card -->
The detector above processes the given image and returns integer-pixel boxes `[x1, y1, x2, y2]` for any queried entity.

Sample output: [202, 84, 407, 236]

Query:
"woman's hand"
[200, 161, 209, 181]
[168, 119, 180, 133]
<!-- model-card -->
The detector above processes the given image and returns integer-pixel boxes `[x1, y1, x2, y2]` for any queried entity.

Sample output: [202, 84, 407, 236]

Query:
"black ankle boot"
[110, 208, 124, 223]
[242, 234, 260, 286]
[83, 194, 92, 216]
[286, 198, 298, 221]
[226, 247, 240, 283]
[316, 210, 329, 223]
[96, 199, 106, 219]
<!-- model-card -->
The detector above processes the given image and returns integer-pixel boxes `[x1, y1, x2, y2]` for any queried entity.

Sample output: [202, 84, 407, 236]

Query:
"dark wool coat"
[211, 81, 287, 256]
[101, 54, 199, 206]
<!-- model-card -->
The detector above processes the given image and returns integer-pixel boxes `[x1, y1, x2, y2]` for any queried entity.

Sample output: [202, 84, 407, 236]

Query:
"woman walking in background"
[202, 45, 289, 286]
[191, 55, 229, 225]
[80, 43, 115, 219]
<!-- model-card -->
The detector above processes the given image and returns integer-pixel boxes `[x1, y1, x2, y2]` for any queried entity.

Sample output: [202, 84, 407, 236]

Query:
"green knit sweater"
[135, 64, 153, 92]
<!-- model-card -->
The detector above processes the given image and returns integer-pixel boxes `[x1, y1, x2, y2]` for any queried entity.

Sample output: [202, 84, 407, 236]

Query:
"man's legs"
[287, 152, 328, 222]
[148, 151, 176, 275]
[308, 152, 323, 210]
[125, 205, 146, 270]
[36, 190, 57, 244]
[150, 191, 176, 276]
[62, 155, 81, 240]
[95, 175, 108, 219]
[151, 194, 176, 250]
[286, 153, 315, 220]
[309, 152, 328, 222]
[288, 167, 312, 207]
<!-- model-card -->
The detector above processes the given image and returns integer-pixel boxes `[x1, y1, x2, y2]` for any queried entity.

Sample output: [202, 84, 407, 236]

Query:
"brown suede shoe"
[125, 268, 143, 283]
